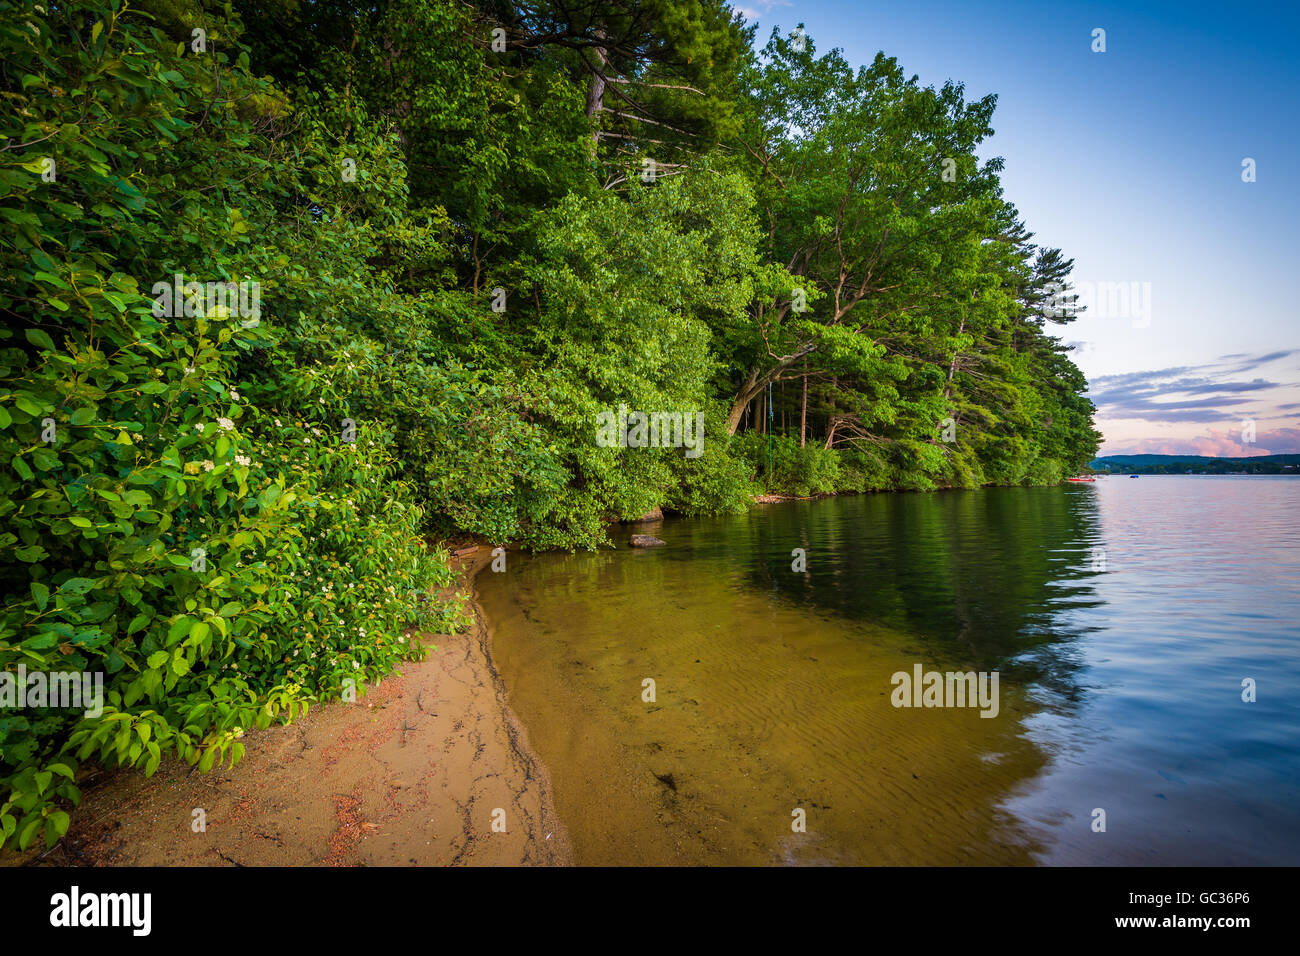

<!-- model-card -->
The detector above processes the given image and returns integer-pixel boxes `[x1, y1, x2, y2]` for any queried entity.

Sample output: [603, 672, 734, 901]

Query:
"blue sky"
[736, 0, 1300, 455]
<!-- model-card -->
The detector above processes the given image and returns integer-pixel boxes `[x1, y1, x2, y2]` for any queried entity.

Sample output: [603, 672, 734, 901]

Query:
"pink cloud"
[1104, 425, 1300, 457]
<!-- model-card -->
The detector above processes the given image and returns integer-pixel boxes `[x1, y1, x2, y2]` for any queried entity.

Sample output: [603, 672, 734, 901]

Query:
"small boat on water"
[1129, 474, 1140, 478]
[1066, 476, 1095, 482]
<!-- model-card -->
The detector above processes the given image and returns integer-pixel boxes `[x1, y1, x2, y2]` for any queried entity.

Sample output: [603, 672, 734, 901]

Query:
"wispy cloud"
[732, 0, 793, 24]
[1089, 376, 1279, 421]
[1090, 351, 1300, 455]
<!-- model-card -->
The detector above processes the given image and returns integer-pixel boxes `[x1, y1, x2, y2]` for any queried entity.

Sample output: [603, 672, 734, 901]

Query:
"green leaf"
[30, 582, 49, 610]
[26, 327, 57, 351]
[31, 447, 59, 471]
[166, 617, 192, 645]
[48, 811, 71, 840]
[32, 270, 68, 289]
[17, 817, 42, 851]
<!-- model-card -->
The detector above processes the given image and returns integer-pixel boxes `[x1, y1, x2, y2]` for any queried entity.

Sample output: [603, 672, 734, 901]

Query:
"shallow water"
[479, 478, 1300, 865]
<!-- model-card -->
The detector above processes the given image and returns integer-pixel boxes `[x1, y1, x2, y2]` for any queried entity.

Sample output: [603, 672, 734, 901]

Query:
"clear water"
[478, 477, 1300, 865]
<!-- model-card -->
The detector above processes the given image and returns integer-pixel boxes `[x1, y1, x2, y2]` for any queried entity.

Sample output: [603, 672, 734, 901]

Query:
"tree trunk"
[585, 29, 608, 158]
[945, 316, 966, 400]
[726, 368, 763, 434]
[800, 369, 808, 447]
[725, 340, 820, 435]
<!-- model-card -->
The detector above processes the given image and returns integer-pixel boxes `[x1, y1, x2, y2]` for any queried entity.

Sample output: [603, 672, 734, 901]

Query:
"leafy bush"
[1022, 455, 1064, 486]
[735, 433, 843, 497]
[0, 0, 462, 851]
[664, 411, 761, 515]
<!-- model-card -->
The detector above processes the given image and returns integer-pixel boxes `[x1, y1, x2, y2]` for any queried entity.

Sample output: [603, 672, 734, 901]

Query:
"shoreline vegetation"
[2, 0, 1100, 854]
[9, 551, 572, 866]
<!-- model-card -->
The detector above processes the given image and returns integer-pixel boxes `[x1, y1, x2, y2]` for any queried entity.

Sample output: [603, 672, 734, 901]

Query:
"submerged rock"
[629, 534, 666, 548]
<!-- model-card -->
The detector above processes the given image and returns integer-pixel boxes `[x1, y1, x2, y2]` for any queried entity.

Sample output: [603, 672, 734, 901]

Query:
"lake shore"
[25, 548, 571, 867]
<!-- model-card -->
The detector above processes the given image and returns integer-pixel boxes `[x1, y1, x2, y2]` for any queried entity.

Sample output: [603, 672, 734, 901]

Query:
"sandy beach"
[24, 550, 571, 867]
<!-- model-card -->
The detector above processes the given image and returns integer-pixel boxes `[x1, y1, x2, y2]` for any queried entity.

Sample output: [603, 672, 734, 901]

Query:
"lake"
[478, 477, 1300, 865]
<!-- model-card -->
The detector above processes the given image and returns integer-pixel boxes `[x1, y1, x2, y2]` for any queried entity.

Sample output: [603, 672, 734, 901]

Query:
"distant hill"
[1090, 454, 1300, 474]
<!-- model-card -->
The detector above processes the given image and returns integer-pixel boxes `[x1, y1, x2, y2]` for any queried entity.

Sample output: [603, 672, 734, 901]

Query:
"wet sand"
[29, 551, 571, 867]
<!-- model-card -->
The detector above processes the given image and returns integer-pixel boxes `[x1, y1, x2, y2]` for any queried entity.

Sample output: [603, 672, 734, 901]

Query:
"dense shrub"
[0, 0, 462, 851]
[734, 433, 842, 497]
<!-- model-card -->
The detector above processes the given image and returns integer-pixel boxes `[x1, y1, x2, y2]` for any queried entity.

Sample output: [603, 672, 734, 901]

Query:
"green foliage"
[735, 434, 841, 498]
[721, 26, 1098, 483]
[663, 414, 761, 515]
[0, 0, 463, 852]
[0, 0, 1100, 851]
